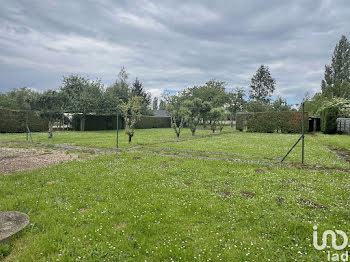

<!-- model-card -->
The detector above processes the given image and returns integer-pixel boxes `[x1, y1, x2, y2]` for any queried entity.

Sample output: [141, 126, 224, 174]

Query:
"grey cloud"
[0, 0, 350, 103]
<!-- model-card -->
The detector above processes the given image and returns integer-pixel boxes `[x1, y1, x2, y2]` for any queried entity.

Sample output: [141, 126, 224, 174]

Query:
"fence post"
[302, 103, 305, 164]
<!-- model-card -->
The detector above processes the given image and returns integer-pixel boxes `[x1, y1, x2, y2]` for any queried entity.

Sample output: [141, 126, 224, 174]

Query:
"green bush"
[321, 106, 339, 134]
[0, 109, 48, 133]
[235, 111, 308, 134]
[235, 112, 254, 131]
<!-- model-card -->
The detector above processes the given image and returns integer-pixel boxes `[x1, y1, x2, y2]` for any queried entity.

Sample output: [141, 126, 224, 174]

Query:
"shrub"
[321, 106, 339, 134]
[236, 111, 308, 133]
[0, 109, 48, 133]
[235, 112, 254, 131]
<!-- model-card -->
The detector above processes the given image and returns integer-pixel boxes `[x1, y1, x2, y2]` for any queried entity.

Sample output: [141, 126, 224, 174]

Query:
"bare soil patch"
[0, 147, 78, 175]
[241, 191, 255, 198]
[299, 198, 327, 210]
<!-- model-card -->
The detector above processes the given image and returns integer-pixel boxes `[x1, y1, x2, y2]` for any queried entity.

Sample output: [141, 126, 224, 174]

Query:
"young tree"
[227, 88, 246, 129]
[183, 98, 203, 135]
[166, 96, 189, 138]
[121, 96, 143, 143]
[152, 97, 158, 111]
[208, 107, 225, 133]
[29, 90, 66, 138]
[200, 101, 212, 128]
[249, 65, 276, 102]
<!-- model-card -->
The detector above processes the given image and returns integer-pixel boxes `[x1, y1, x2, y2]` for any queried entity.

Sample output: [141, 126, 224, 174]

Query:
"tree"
[322, 35, 350, 98]
[208, 107, 225, 133]
[227, 88, 246, 129]
[130, 78, 151, 114]
[166, 96, 189, 138]
[121, 96, 143, 143]
[159, 99, 166, 110]
[152, 97, 158, 111]
[249, 65, 276, 102]
[29, 90, 66, 138]
[199, 101, 212, 128]
[271, 96, 291, 111]
[6, 87, 38, 110]
[184, 98, 203, 135]
[185, 80, 228, 108]
[60, 75, 103, 131]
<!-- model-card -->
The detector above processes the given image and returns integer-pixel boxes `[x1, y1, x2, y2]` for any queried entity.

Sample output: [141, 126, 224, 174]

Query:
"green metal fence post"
[302, 102, 305, 164]
[116, 108, 119, 149]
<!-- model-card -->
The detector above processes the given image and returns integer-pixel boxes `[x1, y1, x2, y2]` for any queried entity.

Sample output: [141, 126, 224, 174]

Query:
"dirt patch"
[254, 169, 264, 173]
[161, 165, 169, 168]
[79, 207, 90, 214]
[132, 156, 141, 160]
[241, 191, 255, 198]
[282, 179, 298, 183]
[0, 147, 78, 175]
[220, 190, 232, 197]
[114, 222, 126, 231]
[277, 196, 285, 203]
[329, 147, 350, 163]
[299, 198, 327, 210]
[184, 181, 193, 185]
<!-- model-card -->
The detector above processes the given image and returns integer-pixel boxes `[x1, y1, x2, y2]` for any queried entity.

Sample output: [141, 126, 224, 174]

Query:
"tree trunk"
[48, 120, 53, 138]
[203, 120, 207, 128]
[230, 115, 233, 130]
[176, 132, 180, 138]
[128, 135, 132, 143]
[80, 115, 85, 131]
[191, 129, 195, 136]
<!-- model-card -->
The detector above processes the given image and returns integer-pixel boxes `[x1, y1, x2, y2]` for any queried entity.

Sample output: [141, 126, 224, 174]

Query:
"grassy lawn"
[0, 128, 230, 149]
[0, 129, 349, 261]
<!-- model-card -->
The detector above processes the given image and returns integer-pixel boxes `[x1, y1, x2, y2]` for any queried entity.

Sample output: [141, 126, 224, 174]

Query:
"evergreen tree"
[249, 65, 276, 102]
[322, 35, 350, 98]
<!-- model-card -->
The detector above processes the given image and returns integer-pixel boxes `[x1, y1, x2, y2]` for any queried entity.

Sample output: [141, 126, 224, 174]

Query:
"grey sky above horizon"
[0, 0, 349, 104]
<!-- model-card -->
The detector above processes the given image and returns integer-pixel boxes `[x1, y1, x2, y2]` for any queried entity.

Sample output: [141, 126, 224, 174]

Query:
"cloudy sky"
[0, 0, 349, 103]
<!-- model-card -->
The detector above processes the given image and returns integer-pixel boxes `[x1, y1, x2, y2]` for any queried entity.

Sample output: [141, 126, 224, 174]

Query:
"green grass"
[0, 128, 349, 261]
[0, 128, 229, 149]
[159, 132, 350, 168]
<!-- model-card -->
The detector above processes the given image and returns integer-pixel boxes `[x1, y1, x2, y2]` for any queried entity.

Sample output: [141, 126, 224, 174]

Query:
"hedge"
[236, 111, 308, 133]
[320, 106, 339, 134]
[235, 112, 254, 131]
[72, 114, 123, 131]
[134, 116, 170, 129]
[72, 114, 170, 131]
[0, 109, 48, 133]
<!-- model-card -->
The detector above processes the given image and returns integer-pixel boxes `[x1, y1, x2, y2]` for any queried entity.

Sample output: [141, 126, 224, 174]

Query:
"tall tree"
[322, 35, 350, 98]
[249, 65, 276, 102]
[152, 97, 158, 111]
[130, 78, 151, 114]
